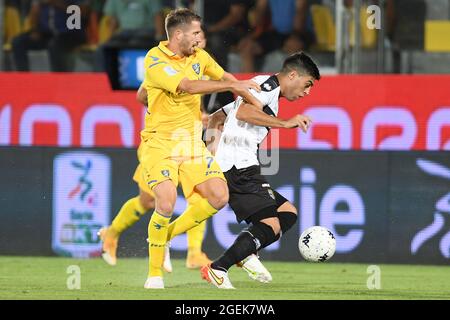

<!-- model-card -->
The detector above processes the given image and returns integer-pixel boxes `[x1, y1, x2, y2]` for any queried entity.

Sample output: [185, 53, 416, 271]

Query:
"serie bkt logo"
[52, 152, 110, 258]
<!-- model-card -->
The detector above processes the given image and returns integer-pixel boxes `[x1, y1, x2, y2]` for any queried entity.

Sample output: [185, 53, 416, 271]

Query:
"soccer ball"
[298, 226, 336, 262]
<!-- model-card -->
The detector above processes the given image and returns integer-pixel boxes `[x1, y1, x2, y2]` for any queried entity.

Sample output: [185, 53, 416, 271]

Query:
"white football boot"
[237, 254, 272, 283]
[201, 265, 235, 289]
[144, 276, 164, 289]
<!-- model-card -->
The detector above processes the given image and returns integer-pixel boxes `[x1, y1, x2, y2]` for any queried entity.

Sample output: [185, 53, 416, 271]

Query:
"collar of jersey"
[158, 41, 186, 60]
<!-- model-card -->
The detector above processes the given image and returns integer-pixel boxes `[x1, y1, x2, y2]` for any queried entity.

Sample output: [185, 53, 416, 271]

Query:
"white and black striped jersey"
[215, 75, 281, 172]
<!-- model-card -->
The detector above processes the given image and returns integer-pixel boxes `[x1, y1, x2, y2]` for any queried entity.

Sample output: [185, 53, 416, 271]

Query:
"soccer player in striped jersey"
[202, 52, 320, 289]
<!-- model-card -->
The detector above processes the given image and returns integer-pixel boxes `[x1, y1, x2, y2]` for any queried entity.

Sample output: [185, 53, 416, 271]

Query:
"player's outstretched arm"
[177, 78, 263, 108]
[221, 71, 238, 82]
[236, 103, 312, 132]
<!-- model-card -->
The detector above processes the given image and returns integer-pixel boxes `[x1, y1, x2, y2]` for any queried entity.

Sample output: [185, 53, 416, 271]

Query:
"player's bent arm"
[178, 78, 235, 95]
[236, 103, 286, 127]
[177, 78, 263, 109]
[136, 84, 148, 106]
[236, 103, 312, 131]
[177, 78, 259, 96]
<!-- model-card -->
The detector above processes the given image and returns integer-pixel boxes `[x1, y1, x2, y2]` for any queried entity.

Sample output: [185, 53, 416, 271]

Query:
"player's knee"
[278, 201, 297, 215]
[156, 200, 174, 216]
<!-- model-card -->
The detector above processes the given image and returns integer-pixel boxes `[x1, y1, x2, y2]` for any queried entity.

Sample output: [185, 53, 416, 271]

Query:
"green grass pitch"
[0, 256, 449, 300]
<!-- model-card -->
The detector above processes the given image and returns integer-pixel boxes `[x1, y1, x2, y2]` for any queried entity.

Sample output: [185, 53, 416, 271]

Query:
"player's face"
[198, 30, 207, 49]
[285, 72, 315, 101]
[180, 20, 203, 56]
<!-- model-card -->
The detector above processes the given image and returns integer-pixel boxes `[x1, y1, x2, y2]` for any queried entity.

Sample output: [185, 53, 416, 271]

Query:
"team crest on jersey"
[263, 83, 272, 91]
[161, 170, 170, 177]
[192, 63, 200, 74]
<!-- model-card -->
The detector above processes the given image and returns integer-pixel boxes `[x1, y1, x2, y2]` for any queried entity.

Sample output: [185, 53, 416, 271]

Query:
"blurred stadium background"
[0, 0, 449, 298]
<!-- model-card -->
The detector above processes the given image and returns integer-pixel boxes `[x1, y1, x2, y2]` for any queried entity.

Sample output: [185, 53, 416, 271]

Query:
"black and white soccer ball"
[298, 226, 336, 262]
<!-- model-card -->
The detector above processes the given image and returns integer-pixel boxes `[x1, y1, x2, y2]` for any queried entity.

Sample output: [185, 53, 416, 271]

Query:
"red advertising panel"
[1, 73, 449, 150]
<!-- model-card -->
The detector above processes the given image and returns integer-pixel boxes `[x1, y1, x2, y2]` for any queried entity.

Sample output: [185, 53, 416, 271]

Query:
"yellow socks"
[166, 198, 217, 241]
[111, 196, 147, 234]
[148, 211, 171, 277]
[186, 220, 207, 254]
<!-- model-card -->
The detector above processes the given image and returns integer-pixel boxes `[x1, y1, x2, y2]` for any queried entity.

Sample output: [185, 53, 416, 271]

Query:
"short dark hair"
[165, 8, 202, 37]
[281, 52, 321, 80]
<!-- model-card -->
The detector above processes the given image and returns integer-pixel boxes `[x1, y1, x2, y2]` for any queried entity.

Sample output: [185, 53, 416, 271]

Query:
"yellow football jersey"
[142, 41, 224, 141]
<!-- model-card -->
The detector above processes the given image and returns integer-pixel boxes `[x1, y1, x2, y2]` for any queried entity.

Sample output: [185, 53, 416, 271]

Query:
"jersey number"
[206, 156, 214, 169]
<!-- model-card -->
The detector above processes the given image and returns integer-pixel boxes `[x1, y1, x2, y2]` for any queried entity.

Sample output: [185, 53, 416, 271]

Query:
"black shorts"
[224, 165, 289, 223]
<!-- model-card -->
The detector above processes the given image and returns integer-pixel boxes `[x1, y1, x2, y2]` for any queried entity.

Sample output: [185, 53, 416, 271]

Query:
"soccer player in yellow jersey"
[98, 30, 216, 270]
[141, 8, 262, 289]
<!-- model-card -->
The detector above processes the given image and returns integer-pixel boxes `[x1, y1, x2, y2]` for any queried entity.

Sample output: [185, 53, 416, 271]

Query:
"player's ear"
[289, 70, 297, 80]
[174, 28, 183, 41]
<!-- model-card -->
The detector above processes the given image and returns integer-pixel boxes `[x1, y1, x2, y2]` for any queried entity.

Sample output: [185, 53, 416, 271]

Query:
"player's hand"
[283, 114, 312, 132]
[240, 80, 261, 92]
[231, 80, 261, 96]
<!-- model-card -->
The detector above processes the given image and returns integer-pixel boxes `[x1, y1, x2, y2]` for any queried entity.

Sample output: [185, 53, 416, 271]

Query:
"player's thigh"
[225, 166, 278, 220]
[140, 152, 180, 214]
[179, 153, 226, 200]
[140, 150, 180, 192]
[246, 204, 279, 226]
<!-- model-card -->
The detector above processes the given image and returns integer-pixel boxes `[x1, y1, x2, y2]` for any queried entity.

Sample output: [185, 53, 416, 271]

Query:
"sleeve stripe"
[221, 108, 228, 116]
[149, 61, 167, 68]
